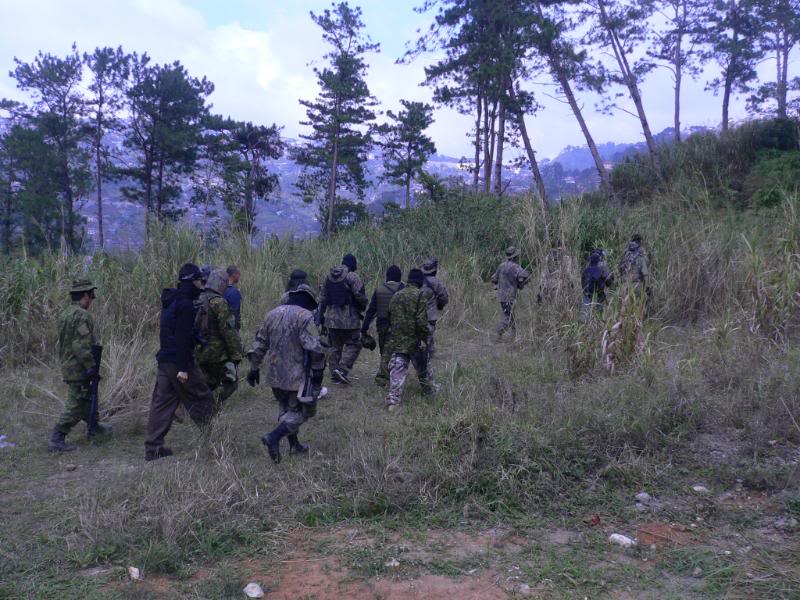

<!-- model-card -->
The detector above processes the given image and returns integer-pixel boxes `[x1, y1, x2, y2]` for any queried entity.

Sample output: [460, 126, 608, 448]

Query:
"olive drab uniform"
[318, 265, 367, 380]
[248, 302, 326, 435]
[491, 248, 531, 339]
[420, 259, 448, 358]
[619, 241, 649, 285]
[385, 283, 432, 408]
[195, 269, 244, 406]
[362, 279, 404, 385]
[55, 298, 99, 434]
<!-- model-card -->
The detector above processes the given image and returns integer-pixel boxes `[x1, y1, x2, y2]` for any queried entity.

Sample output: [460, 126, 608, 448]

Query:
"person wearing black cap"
[246, 284, 327, 464]
[581, 250, 614, 319]
[361, 265, 404, 386]
[144, 263, 215, 461]
[384, 268, 435, 410]
[48, 279, 112, 452]
[316, 254, 368, 384]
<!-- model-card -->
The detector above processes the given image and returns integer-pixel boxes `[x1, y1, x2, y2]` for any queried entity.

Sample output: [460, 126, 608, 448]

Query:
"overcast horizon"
[0, 0, 793, 162]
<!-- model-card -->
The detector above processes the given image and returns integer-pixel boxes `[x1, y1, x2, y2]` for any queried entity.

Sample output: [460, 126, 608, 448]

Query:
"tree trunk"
[673, 25, 683, 143]
[2, 166, 12, 254]
[598, 0, 660, 172]
[95, 131, 104, 249]
[553, 65, 609, 190]
[482, 99, 491, 192]
[326, 141, 339, 238]
[721, 23, 740, 132]
[156, 156, 165, 223]
[405, 176, 411, 209]
[63, 156, 74, 253]
[777, 38, 789, 119]
[473, 95, 482, 191]
[144, 159, 152, 240]
[485, 99, 498, 193]
[493, 99, 506, 196]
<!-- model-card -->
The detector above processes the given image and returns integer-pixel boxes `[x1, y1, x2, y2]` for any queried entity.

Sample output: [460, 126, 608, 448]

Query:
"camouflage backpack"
[193, 293, 211, 348]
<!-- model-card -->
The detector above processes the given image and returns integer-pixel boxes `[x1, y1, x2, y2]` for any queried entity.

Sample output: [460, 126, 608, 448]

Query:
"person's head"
[199, 264, 213, 284]
[342, 253, 357, 272]
[631, 234, 642, 244]
[505, 246, 520, 262]
[407, 268, 424, 288]
[421, 257, 438, 276]
[226, 265, 241, 285]
[386, 265, 402, 283]
[205, 269, 229, 295]
[178, 263, 203, 289]
[286, 283, 318, 312]
[70, 279, 97, 308]
[589, 253, 600, 265]
[286, 268, 308, 292]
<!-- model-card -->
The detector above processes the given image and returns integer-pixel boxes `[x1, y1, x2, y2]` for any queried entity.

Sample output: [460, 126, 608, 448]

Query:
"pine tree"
[10, 44, 91, 252]
[292, 2, 378, 237]
[377, 100, 436, 208]
[83, 46, 130, 249]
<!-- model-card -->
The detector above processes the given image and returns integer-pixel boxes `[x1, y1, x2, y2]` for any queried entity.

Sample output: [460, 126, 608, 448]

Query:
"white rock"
[128, 566, 142, 581]
[384, 558, 400, 569]
[608, 533, 636, 548]
[243, 582, 264, 598]
[634, 502, 648, 513]
[517, 583, 532, 596]
[692, 566, 703, 577]
[635, 492, 653, 503]
[691, 484, 710, 494]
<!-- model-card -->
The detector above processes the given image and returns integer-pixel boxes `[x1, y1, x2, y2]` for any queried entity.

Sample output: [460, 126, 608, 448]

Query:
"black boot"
[261, 423, 291, 464]
[144, 446, 174, 462]
[48, 428, 77, 453]
[287, 434, 309, 456]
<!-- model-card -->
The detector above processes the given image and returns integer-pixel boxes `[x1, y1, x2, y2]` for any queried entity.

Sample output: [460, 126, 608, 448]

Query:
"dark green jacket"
[386, 286, 428, 354]
[195, 292, 243, 365]
[58, 302, 96, 382]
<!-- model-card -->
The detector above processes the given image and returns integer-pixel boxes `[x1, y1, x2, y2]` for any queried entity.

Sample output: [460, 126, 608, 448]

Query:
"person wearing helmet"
[246, 284, 327, 464]
[491, 246, 531, 341]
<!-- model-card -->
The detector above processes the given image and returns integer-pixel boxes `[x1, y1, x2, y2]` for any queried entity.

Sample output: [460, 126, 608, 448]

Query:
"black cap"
[342, 254, 357, 272]
[631, 234, 642, 243]
[408, 268, 424, 286]
[178, 263, 202, 281]
[386, 265, 402, 282]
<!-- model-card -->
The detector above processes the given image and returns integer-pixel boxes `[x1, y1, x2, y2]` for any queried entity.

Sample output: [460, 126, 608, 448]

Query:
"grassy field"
[1, 170, 800, 597]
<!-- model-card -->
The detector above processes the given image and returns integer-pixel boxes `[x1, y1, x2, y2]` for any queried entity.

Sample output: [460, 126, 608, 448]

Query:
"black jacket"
[156, 281, 200, 371]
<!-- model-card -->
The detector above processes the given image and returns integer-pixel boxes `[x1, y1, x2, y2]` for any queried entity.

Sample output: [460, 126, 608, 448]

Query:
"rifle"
[87, 344, 103, 439]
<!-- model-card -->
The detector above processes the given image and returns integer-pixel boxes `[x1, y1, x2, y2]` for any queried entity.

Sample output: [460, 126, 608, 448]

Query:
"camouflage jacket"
[319, 267, 368, 330]
[58, 302, 97, 382]
[619, 244, 649, 283]
[248, 304, 325, 391]
[195, 292, 243, 365]
[491, 260, 531, 304]
[386, 286, 429, 355]
[421, 275, 449, 322]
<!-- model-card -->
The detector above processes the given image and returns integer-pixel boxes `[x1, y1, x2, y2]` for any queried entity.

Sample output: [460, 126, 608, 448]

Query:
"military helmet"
[421, 257, 438, 275]
[505, 246, 520, 259]
[70, 278, 97, 294]
[288, 283, 319, 306]
[205, 269, 228, 295]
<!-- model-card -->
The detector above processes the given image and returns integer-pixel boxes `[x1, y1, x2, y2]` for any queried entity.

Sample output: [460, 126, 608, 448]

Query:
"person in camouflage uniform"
[385, 269, 434, 410]
[195, 269, 244, 408]
[280, 269, 309, 304]
[316, 254, 367, 384]
[246, 284, 326, 463]
[48, 279, 112, 452]
[619, 234, 649, 286]
[420, 258, 449, 358]
[491, 247, 531, 340]
[361, 265, 404, 386]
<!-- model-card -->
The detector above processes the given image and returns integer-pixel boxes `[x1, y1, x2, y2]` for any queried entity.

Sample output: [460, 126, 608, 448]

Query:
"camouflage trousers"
[427, 321, 438, 358]
[385, 351, 430, 407]
[375, 326, 391, 385]
[200, 361, 238, 407]
[328, 328, 362, 375]
[55, 380, 99, 435]
[272, 388, 316, 434]
[495, 302, 516, 337]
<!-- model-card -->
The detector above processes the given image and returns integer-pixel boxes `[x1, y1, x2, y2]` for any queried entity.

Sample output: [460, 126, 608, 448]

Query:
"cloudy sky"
[0, 0, 789, 160]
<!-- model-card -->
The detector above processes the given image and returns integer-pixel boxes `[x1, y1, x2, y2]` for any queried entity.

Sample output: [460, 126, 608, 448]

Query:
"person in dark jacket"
[581, 250, 614, 320]
[223, 265, 242, 330]
[144, 263, 215, 461]
[361, 265, 404, 386]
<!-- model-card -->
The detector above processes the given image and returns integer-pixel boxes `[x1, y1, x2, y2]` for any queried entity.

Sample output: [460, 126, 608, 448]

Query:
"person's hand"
[247, 368, 260, 387]
[176, 371, 189, 384]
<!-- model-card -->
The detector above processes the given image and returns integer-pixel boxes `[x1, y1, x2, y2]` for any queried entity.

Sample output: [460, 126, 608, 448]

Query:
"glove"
[84, 366, 100, 380]
[246, 368, 260, 387]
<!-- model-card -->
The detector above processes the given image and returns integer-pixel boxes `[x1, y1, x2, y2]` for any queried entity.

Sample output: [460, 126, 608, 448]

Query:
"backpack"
[193, 293, 211, 348]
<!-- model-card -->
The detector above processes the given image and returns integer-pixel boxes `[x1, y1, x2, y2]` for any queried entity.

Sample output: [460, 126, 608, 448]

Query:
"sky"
[0, 0, 790, 161]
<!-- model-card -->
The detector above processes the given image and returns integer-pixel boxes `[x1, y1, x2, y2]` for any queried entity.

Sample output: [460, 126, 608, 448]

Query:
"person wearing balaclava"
[361, 265, 404, 386]
[316, 254, 368, 384]
[144, 263, 215, 461]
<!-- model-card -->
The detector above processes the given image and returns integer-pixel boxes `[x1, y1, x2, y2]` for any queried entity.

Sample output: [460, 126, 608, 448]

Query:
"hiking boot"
[48, 429, 77, 453]
[421, 381, 441, 395]
[374, 376, 388, 388]
[261, 423, 290, 464]
[144, 446, 174, 462]
[332, 368, 351, 385]
[88, 423, 113, 438]
[287, 434, 309, 455]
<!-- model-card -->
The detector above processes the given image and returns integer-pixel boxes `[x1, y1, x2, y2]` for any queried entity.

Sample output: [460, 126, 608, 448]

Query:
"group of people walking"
[47, 235, 649, 463]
